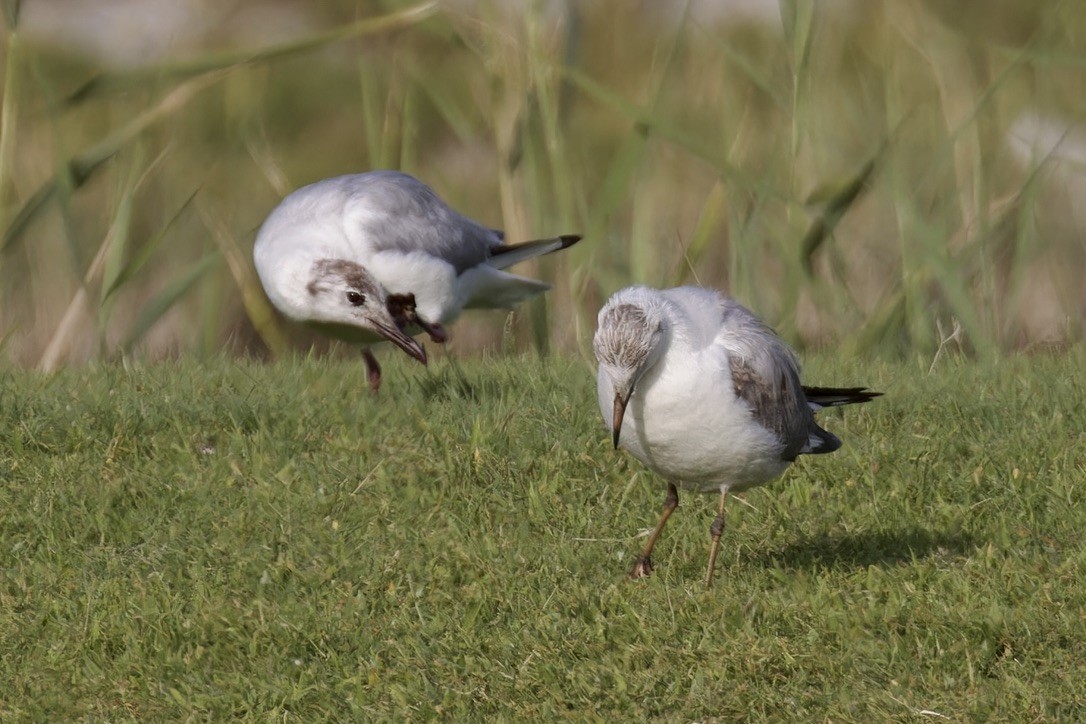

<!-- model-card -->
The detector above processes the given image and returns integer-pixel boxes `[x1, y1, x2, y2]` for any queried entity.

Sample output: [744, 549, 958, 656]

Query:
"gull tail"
[488, 234, 582, 270]
[802, 386, 882, 411]
[803, 426, 842, 455]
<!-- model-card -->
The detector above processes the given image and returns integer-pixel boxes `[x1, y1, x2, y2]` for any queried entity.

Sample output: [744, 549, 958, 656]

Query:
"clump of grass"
[1, 353, 1084, 718]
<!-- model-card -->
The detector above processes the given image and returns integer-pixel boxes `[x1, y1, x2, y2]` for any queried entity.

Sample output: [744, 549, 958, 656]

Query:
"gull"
[593, 285, 881, 587]
[253, 170, 581, 392]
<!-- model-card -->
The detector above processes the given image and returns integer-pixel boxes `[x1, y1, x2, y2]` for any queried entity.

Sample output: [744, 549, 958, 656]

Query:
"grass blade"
[1, 0, 18, 29]
[2, 74, 221, 252]
[120, 251, 220, 353]
[102, 189, 198, 302]
[99, 155, 144, 307]
[780, 0, 815, 158]
[564, 68, 785, 201]
[37, 154, 150, 372]
[799, 154, 878, 276]
[675, 180, 728, 286]
[0, 14, 20, 242]
[197, 199, 290, 358]
[0, 179, 49, 254]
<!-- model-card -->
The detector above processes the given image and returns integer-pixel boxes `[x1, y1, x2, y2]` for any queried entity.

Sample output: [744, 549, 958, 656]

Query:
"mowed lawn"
[1, 352, 1083, 719]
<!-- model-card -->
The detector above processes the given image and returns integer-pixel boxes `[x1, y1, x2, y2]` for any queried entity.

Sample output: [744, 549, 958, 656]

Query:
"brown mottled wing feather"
[716, 298, 811, 461]
[728, 354, 810, 461]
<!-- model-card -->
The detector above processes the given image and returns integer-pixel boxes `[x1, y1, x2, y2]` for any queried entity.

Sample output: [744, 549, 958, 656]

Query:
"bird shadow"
[749, 527, 979, 572]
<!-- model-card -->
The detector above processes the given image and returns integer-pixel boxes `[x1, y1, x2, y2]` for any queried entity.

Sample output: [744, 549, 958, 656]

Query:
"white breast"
[599, 342, 790, 493]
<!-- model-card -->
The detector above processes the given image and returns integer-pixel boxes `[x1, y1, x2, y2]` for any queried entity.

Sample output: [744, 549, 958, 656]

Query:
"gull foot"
[629, 556, 654, 579]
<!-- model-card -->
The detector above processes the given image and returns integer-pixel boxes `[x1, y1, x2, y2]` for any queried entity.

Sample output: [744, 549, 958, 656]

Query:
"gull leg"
[362, 349, 382, 395]
[705, 488, 728, 588]
[630, 483, 679, 579]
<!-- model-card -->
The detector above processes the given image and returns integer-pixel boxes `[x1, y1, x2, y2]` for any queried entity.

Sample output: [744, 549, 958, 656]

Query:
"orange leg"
[704, 488, 729, 588]
[629, 483, 679, 579]
[362, 349, 381, 394]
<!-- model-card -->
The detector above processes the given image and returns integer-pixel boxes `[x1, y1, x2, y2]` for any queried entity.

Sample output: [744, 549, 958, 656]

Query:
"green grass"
[2, 352, 1084, 719]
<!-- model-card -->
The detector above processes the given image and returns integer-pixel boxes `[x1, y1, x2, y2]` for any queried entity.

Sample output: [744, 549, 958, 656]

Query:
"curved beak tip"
[375, 322, 427, 366]
[611, 392, 627, 450]
[409, 340, 428, 366]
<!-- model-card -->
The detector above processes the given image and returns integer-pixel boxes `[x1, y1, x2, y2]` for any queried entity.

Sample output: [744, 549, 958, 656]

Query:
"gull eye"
[346, 290, 365, 307]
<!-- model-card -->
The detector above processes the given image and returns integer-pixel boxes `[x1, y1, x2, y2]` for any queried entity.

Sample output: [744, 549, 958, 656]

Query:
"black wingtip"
[802, 386, 883, 407]
[489, 234, 584, 260]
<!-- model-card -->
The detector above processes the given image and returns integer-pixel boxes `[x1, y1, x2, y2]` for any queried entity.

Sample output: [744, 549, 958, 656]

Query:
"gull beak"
[612, 391, 629, 449]
[373, 321, 427, 365]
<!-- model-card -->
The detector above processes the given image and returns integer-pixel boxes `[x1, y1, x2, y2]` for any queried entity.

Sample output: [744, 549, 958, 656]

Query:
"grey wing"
[347, 171, 501, 273]
[715, 298, 812, 461]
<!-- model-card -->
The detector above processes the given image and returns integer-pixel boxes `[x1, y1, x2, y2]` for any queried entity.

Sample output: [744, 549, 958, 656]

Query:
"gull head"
[593, 288, 669, 448]
[303, 258, 427, 364]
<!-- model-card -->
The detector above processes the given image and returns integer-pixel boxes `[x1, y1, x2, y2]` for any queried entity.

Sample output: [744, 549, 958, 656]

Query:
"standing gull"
[593, 285, 880, 587]
[254, 170, 581, 392]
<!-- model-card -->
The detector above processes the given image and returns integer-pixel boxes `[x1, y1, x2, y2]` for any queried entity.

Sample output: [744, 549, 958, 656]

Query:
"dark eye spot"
[346, 291, 365, 306]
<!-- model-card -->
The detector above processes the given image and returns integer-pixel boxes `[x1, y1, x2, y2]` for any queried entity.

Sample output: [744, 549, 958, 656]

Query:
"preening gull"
[254, 170, 581, 391]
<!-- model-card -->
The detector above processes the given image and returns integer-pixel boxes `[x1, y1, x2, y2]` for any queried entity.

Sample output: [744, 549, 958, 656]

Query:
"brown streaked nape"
[309, 258, 375, 295]
[595, 303, 654, 368]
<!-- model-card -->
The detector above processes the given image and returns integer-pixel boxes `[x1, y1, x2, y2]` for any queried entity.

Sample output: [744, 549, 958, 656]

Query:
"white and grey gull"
[254, 170, 581, 391]
[594, 285, 881, 587]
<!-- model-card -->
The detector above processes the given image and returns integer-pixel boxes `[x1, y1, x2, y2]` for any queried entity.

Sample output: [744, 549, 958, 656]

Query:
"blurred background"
[1, 0, 1083, 370]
